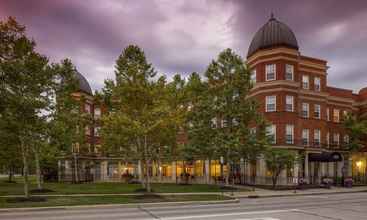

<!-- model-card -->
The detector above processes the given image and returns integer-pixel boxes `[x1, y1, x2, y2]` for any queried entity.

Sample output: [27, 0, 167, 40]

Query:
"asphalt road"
[1, 192, 367, 220]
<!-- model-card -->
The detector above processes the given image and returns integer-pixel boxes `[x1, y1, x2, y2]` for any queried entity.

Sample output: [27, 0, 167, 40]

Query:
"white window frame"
[333, 133, 340, 146]
[285, 124, 294, 144]
[251, 69, 256, 84]
[302, 75, 309, 89]
[333, 109, 340, 123]
[266, 124, 276, 144]
[314, 129, 321, 147]
[94, 126, 100, 137]
[286, 95, 294, 112]
[302, 103, 309, 118]
[265, 64, 276, 81]
[302, 129, 309, 146]
[314, 104, 321, 119]
[266, 96, 276, 112]
[314, 77, 321, 92]
[285, 64, 294, 81]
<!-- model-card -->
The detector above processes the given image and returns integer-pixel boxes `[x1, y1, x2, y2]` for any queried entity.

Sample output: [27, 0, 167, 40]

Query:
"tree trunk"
[34, 150, 43, 190]
[8, 166, 14, 182]
[20, 140, 30, 198]
[144, 135, 151, 193]
[225, 161, 230, 185]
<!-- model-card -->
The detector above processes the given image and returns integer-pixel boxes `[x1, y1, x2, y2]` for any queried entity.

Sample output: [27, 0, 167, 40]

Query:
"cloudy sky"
[1, 0, 367, 92]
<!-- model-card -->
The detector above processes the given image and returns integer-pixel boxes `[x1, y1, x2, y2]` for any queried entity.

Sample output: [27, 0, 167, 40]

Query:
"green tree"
[343, 113, 367, 152]
[0, 17, 54, 198]
[101, 45, 174, 192]
[265, 149, 297, 189]
[204, 48, 264, 185]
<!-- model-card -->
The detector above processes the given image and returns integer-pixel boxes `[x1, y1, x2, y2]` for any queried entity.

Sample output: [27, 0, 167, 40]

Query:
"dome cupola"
[75, 72, 93, 95]
[247, 14, 299, 58]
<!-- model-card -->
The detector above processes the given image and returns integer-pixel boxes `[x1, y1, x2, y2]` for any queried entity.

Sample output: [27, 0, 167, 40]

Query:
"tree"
[343, 113, 367, 152]
[265, 149, 297, 189]
[0, 17, 54, 198]
[204, 48, 264, 185]
[101, 45, 175, 192]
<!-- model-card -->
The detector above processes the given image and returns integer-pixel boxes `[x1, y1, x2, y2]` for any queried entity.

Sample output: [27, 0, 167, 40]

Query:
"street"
[1, 192, 367, 220]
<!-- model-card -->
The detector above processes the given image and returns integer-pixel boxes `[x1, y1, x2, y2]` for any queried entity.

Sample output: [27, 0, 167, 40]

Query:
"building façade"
[58, 15, 367, 186]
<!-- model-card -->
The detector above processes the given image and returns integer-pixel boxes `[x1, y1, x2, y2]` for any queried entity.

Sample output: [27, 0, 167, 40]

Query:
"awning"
[308, 152, 343, 162]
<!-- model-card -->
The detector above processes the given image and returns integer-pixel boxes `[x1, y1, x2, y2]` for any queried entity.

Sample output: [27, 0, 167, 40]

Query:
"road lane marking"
[161, 209, 300, 220]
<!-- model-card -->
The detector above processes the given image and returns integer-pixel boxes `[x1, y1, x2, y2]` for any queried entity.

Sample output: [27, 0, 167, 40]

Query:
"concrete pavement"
[1, 192, 367, 219]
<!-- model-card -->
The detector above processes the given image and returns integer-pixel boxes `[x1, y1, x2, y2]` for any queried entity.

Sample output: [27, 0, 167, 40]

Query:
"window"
[333, 109, 340, 122]
[266, 64, 276, 81]
[285, 64, 294, 80]
[326, 108, 330, 121]
[314, 129, 321, 147]
[314, 77, 321, 91]
[251, 69, 256, 83]
[286, 124, 294, 144]
[314, 104, 321, 119]
[211, 118, 217, 128]
[266, 96, 276, 112]
[94, 127, 100, 137]
[250, 127, 256, 135]
[302, 129, 309, 146]
[302, 75, 309, 89]
[343, 135, 349, 144]
[286, 95, 294, 112]
[326, 132, 330, 147]
[94, 107, 101, 118]
[85, 103, 91, 114]
[302, 103, 309, 118]
[333, 133, 340, 146]
[266, 125, 276, 144]
[85, 126, 90, 136]
[221, 119, 228, 128]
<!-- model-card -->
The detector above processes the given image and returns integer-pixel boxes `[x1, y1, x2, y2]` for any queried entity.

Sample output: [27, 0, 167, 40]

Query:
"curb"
[237, 189, 367, 199]
[0, 198, 239, 212]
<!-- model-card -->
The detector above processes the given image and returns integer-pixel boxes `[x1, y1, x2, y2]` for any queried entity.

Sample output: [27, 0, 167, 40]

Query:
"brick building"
[58, 15, 367, 186]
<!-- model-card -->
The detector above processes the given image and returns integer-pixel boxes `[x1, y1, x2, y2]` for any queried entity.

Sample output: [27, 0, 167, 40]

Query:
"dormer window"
[266, 64, 276, 81]
[285, 64, 294, 81]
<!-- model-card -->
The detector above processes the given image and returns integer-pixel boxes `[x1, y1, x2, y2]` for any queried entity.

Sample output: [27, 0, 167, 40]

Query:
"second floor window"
[302, 103, 309, 118]
[285, 124, 294, 144]
[314, 129, 321, 146]
[333, 133, 340, 146]
[285, 64, 294, 80]
[314, 77, 321, 91]
[251, 69, 256, 84]
[302, 75, 309, 89]
[266, 96, 276, 112]
[333, 109, 340, 122]
[344, 134, 350, 144]
[94, 127, 100, 137]
[314, 104, 321, 119]
[85, 103, 91, 114]
[302, 129, 309, 146]
[94, 107, 101, 118]
[266, 124, 276, 144]
[286, 95, 294, 112]
[266, 64, 276, 81]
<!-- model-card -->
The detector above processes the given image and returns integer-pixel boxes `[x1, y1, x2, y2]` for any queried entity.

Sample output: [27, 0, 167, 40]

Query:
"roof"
[247, 14, 299, 58]
[75, 72, 93, 95]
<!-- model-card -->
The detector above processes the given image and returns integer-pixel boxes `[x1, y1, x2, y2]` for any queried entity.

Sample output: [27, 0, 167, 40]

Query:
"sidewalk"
[230, 185, 367, 198]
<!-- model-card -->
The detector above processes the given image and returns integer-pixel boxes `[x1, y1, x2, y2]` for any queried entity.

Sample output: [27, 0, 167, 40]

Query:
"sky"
[1, 0, 367, 93]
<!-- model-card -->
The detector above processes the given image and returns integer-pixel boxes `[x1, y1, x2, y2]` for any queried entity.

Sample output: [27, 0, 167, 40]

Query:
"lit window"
[266, 96, 276, 112]
[302, 129, 309, 146]
[266, 124, 276, 144]
[302, 103, 309, 118]
[333, 109, 340, 122]
[266, 64, 276, 81]
[314, 104, 321, 119]
[314, 77, 321, 91]
[333, 133, 340, 146]
[326, 108, 330, 121]
[314, 129, 321, 147]
[302, 75, 309, 89]
[251, 69, 256, 84]
[285, 64, 294, 81]
[286, 95, 294, 112]
[286, 124, 294, 144]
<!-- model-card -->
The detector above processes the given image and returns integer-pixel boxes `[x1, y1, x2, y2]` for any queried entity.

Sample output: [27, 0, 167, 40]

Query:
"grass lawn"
[0, 176, 245, 196]
[0, 194, 231, 208]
